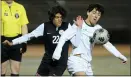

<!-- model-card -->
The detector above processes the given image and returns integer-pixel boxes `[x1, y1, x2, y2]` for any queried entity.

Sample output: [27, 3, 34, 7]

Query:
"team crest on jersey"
[15, 13, 19, 19]
[59, 30, 64, 35]
[4, 13, 8, 16]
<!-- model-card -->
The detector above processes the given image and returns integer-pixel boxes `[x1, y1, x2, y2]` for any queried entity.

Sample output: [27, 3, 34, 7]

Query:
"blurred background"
[15, 0, 130, 44]
[4, 0, 130, 76]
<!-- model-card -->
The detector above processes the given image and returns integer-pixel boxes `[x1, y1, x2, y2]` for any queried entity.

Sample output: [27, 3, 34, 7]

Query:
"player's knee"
[1, 61, 8, 74]
[11, 65, 20, 73]
[11, 61, 21, 73]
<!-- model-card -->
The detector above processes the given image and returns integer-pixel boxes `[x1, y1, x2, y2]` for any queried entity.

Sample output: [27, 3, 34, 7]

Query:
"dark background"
[15, 0, 131, 44]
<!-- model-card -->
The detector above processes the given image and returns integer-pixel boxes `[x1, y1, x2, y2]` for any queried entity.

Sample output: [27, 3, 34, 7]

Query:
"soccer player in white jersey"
[52, 4, 127, 76]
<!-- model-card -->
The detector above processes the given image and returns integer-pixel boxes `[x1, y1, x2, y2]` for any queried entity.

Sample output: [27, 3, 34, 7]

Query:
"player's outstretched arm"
[52, 23, 77, 60]
[52, 16, 83, 60]
[3, 23, 44, 46]
[103, 42, 127, 63]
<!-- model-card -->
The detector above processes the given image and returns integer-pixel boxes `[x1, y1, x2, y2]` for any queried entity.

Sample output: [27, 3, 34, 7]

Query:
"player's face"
[53, 13, 63, 27]
[87, 8, 101, 25]
[5, 0, 13, 4]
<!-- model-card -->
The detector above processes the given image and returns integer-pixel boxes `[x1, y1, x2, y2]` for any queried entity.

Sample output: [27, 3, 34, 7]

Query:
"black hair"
[48, 5, 67, 21]
[87, 4, 104, 15]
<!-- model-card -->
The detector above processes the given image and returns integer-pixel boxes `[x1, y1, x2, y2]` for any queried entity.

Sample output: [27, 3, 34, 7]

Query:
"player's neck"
[7, 3, 12, 7]
[85, 19, 94, 27]
[5, 1, 13, 7]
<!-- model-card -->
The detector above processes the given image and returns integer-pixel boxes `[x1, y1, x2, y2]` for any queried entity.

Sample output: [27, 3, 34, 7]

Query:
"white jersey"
[71, 21, 102, 62]
[53, 20, 127, 62]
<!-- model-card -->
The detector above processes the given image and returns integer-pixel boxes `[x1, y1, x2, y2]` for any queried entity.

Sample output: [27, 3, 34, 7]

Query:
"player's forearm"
[12, 24, 45, 45]
[12, 34, 29, 45]
[22, 25, 28, 35]
[12, 25, 29, 45]
[54, 39, 65, 55]
[103, 42, 127, 62]
[53, 24, 77, 59]
[103, 42, 127, 59]
[54, 33, 70, 54]
[52, 34, 69, 60]
[58, 35, 67, 47]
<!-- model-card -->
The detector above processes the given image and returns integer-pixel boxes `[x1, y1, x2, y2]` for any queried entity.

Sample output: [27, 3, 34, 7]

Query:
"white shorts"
[67, 55, 93, 76]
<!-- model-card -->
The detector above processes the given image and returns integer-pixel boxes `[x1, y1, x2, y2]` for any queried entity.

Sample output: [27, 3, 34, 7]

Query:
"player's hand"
[52, 48, 62, 61]
[73, 15, 83, 28]
[52, 53, 61, 61]
[118, 55, 127, 64]
[119, 58, 127, 64]
[3, 40, 13, 46]
[20, 43, 27, 54]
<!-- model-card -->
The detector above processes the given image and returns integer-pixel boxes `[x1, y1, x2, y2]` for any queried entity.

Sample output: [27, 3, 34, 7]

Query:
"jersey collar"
[2, 1, 15, 6]
[84, 20, 95, 27]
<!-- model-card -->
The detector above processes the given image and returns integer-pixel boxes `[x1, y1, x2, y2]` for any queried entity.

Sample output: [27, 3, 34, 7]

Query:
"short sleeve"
[20, 5, 29, 26]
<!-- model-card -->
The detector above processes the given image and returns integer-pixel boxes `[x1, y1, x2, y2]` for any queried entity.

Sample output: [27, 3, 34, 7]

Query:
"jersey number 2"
[52, 35, 60, 44]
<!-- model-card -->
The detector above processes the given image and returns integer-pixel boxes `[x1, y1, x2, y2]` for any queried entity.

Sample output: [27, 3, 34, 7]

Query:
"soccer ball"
[93, 28, 110, 44]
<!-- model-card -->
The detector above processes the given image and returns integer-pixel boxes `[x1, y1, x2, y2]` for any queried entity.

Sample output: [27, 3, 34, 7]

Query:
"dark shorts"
[36, 53, 67, 76]
[1, 35, 22, 63]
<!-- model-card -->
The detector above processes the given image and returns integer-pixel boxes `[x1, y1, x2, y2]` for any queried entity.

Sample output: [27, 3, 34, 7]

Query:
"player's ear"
[87, 11, 90, 16]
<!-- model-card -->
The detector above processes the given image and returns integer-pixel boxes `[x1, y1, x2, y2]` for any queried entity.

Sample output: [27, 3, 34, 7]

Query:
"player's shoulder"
[44, 21, 52, 25]
[60, 22, 69, 30]
[2, 1, 8, 5]
[95, 24, 102, 29]
[63, 22, 70, 27]
[39, 23, 44, 26]
[62, 22, 69, 25]
[13, 1, 25, 9]
[43, 21, 55, 29]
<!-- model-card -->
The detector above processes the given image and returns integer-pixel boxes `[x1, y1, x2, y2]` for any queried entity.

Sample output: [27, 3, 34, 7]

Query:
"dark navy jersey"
[12, 21, 70, 64]
[43, 21, 70, 61]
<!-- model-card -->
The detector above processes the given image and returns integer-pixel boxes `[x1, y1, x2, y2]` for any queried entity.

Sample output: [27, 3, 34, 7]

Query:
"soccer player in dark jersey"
[3, 5, 82, 76]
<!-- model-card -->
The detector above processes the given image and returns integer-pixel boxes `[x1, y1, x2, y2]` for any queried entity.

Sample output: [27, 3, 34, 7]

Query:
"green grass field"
[5, 56, 130, 76]
[4, 44, 130, 76]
